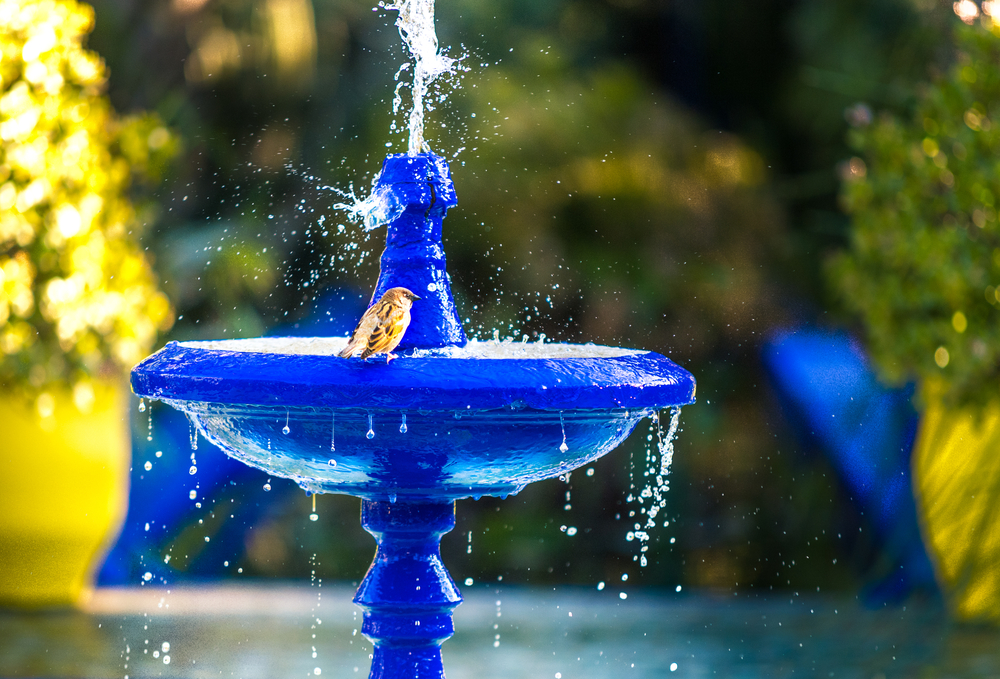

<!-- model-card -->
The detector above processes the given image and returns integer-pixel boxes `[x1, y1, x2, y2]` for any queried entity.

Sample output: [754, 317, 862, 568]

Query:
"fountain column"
[369, 153, 466, 350]
[354, 500, 461, 679]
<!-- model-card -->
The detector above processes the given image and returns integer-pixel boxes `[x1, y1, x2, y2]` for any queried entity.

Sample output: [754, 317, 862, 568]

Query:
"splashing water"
[333, 0, 460, 228]
[380, 0, 456, 155]
[332, 182, 404, 232]
[187, 414, 199, 451]
[626, 407, 683, 567]
[658, 406, 682, 477]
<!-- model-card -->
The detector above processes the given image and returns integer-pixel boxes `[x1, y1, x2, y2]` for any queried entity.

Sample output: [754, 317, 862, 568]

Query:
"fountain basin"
[132, 337, 695, 501]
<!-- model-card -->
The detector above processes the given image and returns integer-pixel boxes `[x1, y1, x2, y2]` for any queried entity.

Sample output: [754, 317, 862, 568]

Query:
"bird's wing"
[338, 306, 381, 358]
[359, 301, 406, 359]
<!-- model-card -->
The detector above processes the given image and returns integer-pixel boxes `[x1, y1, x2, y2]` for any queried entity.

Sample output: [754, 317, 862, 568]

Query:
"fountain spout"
[369, 153, 466, 350]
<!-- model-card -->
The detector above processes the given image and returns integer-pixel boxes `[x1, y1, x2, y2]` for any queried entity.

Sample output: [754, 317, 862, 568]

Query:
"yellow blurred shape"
[934, 346, 950, 368]
[186, 25, 242, 83]
[952, 310, 968, 333]
[263, 0, 316, 87]
[0, 381, 129, 608]
[914, 387, 1000, 622]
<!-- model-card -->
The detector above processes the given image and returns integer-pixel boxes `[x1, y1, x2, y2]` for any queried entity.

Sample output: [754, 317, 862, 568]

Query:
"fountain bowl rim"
[130, 337, 696, 411]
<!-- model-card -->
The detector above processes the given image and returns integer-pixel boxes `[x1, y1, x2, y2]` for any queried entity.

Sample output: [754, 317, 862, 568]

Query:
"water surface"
[1, 585, 994, 678]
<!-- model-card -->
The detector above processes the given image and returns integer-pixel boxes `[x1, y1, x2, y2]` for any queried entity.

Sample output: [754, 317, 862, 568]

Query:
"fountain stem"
[354, 499, 462, 679]
[370, 153, 466, 350]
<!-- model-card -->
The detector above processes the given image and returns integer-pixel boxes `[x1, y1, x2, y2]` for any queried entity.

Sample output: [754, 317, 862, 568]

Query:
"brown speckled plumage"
[338, 287, 420, 361]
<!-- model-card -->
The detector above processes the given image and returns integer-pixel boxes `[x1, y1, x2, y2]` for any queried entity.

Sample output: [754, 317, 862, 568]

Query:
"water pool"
[1, 585, 995, 678]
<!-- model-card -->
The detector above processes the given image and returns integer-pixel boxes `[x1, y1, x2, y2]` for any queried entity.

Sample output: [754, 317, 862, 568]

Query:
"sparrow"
[338, 287, 421, 362]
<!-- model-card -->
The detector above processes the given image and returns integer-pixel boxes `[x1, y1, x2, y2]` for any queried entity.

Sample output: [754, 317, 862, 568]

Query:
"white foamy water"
[381, 0, 456, 155]
[179, 337, 644, 360]
[332, 182, 404, 232]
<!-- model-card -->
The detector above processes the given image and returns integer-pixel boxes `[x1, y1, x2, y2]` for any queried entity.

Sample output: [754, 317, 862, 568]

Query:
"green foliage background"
[76, 0, 973, 594]
[831, 15, 1000, 408]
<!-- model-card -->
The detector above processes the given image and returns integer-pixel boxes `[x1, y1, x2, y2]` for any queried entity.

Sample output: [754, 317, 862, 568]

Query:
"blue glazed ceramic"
[130, 153, 695, 679]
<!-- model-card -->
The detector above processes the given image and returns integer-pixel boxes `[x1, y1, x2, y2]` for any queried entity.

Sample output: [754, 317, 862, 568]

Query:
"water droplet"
[189, 490, 197, 500]
[144, 461, 152, 471]
[138, 398, 146, 413]
[566, 526, 578, 536]
[263, 483, 272, 492]
[330, 411, 336, 451]
[163, 656, 170, 665]
[464, 577, 474, 586]
[426, 282, 438, 292]
[143, 572, 152, 582]
[366, 412, 375, 439]
[597, 581, 605, 590]
[204, 536, 210, 543]
[314, 668, 322, 676]
[309, 513, 319, 521]
[559, 411, 569, 453]
[161, 643, 170, 652]
[399, 411, 408, 434]
[189, 466, 197, 475]
[328, 459, 337, 467]
[619, 592, 628, 600]
[283, 409, 290, 435]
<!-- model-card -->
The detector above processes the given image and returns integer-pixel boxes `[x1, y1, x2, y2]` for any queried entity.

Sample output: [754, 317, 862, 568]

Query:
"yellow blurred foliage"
[0, 0, 175, 399]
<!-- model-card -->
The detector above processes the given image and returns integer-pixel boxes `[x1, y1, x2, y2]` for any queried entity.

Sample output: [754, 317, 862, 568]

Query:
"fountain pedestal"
[355, 500, 460, 679]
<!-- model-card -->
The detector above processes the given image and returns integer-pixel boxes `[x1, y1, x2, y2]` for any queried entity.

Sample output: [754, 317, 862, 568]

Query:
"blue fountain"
[131, 153, 695, 679]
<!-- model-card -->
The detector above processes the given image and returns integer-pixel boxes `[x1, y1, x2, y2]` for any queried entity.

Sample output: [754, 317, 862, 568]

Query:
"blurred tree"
[0, 0, 174, 401]
[830, 7, 999, 407]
